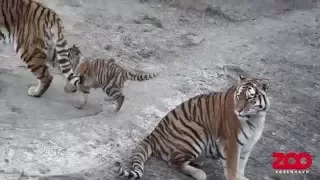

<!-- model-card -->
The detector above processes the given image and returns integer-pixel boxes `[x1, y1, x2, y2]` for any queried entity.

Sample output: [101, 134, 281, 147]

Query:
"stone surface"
[0, 0, 319, 180]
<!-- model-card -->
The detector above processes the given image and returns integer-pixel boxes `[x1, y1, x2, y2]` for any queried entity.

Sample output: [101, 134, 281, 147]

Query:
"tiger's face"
[68, 45, 92, 87]
[235, 75, 270, 117]
[68, 44, 83, 70]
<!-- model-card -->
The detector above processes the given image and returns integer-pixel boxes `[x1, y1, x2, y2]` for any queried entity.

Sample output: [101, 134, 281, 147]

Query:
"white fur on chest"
[238, 112, 266, 147]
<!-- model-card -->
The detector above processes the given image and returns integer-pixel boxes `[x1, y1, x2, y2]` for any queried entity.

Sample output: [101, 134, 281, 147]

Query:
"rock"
[180, 33, 204, 47]
[137, 48, 154, 59]
[104, 44, 112, 51]
[179, 15, 190, 23]
[117, 26, 125, 33]
[186, 33, 204, 45]
[223, 65, 247, 76]
[134, 15, 163, 28]
[64, 0, 82, 7]
[39, 168, 51, 174]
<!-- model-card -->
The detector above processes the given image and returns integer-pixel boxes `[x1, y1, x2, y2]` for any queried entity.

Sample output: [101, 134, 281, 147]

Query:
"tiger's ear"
[238, 74, 246, 83]
[260, 79, 270, 91]
[239, 75, 245, 80]
[79, 61, 89, 76]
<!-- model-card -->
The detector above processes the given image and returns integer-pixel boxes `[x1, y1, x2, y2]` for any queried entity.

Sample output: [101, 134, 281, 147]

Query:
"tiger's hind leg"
[102, 83, 125, 112]
[23, 50, 53, 97]
[168, 152, 207, 180]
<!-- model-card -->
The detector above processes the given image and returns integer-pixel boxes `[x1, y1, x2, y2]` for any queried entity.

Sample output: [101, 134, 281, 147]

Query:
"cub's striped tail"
[116, 140, 152, 179]
[126, 71, 159, 82]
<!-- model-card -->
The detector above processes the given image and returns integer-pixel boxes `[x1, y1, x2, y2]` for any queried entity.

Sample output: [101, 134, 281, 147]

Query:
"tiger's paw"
[28, 86, 41, 97]
[194, 170, 207, 180]
[237, 174, 249, 180]
[28, 81, 51, 97]
[73, 100, 86, 109]
[73, 102, 85, 109]
[64, 83, 77, 93]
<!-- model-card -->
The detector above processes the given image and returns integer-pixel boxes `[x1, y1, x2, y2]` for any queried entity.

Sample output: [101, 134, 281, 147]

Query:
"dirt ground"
[0, 0, 320, 180]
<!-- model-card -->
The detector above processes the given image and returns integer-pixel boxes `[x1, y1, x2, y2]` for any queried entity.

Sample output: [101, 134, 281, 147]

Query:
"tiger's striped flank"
[0, 0, 83, 97]
[116, 75, 270, 180]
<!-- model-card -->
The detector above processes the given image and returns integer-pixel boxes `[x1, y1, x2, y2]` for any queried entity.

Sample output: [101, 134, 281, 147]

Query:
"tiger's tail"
[54, 18, 82, 87]
[126, 71, 159, 82]
[116, 140, 153, 179]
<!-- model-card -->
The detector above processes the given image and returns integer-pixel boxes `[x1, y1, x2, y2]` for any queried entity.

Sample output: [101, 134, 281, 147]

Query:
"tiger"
[49, 44, 82, 76]
[0, 0, 85, 98]
[116, 75, 270, 180]
[67, 45, 159, 111]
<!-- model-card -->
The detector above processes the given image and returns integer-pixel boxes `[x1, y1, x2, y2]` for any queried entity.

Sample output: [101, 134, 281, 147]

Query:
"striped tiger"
[0, 0, 84, 98]
[116, 75, 270, 180]
[67, 45, 159, 111]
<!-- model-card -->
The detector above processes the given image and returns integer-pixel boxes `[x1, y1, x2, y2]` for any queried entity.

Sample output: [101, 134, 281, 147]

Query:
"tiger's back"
[77, 58, 158, 88]
[117, 76, 270, 180]
[0, 0, 84, 98]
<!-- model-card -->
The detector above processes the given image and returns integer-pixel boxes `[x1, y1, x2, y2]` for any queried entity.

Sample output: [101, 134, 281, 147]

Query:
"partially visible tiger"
[67, 45, 159, 111]
[0, 0, 84, 98]
[116, 75, 270, 180]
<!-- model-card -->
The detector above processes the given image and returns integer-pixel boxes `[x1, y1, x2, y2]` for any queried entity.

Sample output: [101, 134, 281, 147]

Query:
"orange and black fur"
[68, 45, 159, 111]
[0, 0, 84, 97]
[116, 76, 270, 180]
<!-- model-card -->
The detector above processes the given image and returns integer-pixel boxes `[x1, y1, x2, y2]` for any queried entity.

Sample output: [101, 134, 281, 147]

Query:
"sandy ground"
[0, 0, 320, 180]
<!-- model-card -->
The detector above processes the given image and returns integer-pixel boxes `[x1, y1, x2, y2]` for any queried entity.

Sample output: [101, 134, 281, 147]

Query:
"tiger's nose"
[235, 108, 243, 115]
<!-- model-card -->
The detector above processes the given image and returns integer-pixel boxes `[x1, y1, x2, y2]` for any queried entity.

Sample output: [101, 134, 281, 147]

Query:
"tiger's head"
[67, 44, 91, 86]
[68, 44, 83, 70]
[234, 75, 270, 117]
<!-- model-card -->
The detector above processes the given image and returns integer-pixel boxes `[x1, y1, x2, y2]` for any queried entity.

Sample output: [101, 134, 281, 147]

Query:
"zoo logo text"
[272, 152, 312, 174]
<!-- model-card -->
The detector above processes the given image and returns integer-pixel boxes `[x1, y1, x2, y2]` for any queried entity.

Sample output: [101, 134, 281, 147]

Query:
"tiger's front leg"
[23, 48, 53, 97]
[219, 141, 240, 180]
[237, 146, 253, 180]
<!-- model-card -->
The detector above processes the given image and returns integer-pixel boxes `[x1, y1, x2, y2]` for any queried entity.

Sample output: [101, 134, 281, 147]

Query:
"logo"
[272, 152, 312, 174]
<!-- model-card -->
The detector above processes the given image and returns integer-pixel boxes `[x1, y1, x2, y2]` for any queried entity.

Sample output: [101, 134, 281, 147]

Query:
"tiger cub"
[0, 0, 84, 97]
[67, 45, 159, 111]
[116, 75, 270, 180]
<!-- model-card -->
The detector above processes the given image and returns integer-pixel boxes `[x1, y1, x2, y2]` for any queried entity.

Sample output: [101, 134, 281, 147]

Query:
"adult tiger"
[116, 75, 270, 180]
[0, 0, 84, 97]
[66, 45, 159, 111]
